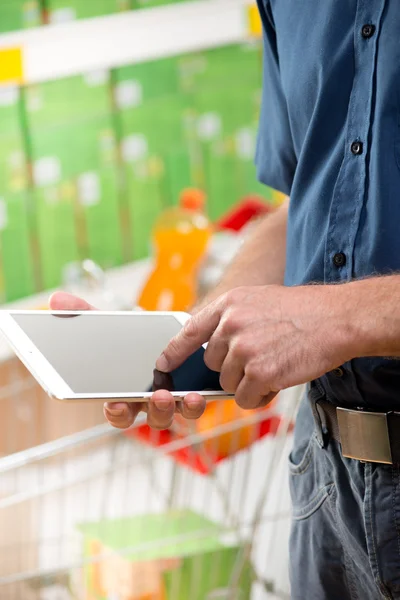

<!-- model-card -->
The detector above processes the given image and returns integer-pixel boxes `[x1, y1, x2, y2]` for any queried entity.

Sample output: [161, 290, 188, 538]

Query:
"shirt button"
[361, 24, 376, 39]
[332, 368, 344, 378]
[351, 141, 363, 155]
[333, 252, 346, 267]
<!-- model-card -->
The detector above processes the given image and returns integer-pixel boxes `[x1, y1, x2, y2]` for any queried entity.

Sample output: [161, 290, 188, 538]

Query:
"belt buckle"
[336, 407, 393, 464]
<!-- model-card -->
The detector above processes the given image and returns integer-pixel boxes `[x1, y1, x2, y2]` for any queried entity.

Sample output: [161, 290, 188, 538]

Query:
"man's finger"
[181, 393, 206, 419]
[104, 401, 143, 429]
[156, 301, 223, 373]
[49, 291, 95, 311]
[235, 376, 271, 410]
[219, 350, 244, 394]
[147, 390, 176, 429]
[203, 336, 228, 373]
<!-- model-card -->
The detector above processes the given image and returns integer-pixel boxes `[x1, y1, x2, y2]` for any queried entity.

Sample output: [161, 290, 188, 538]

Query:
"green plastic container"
[79, 510, 255, 600]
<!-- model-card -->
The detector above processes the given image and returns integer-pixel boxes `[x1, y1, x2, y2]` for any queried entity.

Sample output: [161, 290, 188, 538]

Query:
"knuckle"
[263, 361, 281, 386]
[183, 317, 200, 340]
[225, 287, 244, 306]
[244, 363, 262, 383]
[165, 336, 180, 359]
[232, 339, 251, 360]
[221, 310, 241, 335]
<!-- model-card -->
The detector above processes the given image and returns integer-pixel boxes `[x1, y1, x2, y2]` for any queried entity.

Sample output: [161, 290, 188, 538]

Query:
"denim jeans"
[289, 388, 400, 600]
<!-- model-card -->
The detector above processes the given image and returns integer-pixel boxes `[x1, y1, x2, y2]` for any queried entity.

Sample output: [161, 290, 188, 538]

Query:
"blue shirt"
[255, 0, 400, 408]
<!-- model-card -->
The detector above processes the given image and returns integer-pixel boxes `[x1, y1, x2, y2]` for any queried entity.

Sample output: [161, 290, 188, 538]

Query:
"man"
[51, 1, 400, 598]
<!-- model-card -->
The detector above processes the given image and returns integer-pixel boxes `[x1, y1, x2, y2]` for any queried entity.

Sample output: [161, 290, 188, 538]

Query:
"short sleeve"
[255, 1, 297, 195]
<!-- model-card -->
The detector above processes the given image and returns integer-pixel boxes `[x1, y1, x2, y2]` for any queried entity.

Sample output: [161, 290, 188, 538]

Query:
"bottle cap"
[180, 188, 206, 212]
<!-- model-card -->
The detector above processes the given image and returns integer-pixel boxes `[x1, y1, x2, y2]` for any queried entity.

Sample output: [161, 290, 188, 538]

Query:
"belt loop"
[308, 382, 326, 448]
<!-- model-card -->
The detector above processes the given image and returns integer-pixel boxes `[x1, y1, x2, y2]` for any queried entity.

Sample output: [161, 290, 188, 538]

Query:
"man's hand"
[49, 292, 206, 430]
[157, 284, 358, 408]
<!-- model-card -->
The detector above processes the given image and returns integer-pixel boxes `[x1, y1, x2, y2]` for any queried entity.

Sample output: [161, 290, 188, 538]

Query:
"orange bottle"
[138, 189, 211, 311]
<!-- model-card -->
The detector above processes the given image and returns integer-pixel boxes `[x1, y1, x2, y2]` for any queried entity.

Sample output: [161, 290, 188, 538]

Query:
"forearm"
[194, 199, 288, 312]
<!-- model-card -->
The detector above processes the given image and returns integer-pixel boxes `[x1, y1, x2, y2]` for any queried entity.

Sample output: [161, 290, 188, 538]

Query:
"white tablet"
[0, 310, 230, 402]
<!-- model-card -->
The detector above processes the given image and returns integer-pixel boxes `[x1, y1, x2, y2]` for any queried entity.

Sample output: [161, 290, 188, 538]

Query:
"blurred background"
[0, 2, 296, 599]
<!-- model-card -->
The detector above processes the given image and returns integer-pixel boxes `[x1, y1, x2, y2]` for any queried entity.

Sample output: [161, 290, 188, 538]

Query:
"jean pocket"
[288, 433, 334, 521]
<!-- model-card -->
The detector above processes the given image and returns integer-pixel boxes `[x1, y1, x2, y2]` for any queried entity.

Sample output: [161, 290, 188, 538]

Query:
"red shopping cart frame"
[124, 413, 287, 475]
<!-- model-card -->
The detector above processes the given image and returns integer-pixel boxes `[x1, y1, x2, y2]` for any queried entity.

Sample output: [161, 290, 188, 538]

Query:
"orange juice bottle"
[138, 189, 212, 311]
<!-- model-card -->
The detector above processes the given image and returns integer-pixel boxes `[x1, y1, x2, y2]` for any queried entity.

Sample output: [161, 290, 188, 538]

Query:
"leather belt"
[316, 400, 400, 464]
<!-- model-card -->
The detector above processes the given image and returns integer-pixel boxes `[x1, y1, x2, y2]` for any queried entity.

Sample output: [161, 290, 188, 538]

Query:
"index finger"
[156, 299, 223, 373]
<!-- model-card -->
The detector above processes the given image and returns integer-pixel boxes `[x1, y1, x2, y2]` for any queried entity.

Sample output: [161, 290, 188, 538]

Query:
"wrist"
[337, 278, 399, 359]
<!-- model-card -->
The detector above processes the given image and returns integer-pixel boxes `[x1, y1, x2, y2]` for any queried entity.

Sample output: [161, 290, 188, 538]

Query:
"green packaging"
[183, 43, 271, 219]
[114, 57, 191, 258]
[26, 72, 122, 289]
[0, 86, 35, 301]
[0, 191, 35, 302]
[177, 43, 262, 95]
[133, 0, 188, 8]
[47, 0, 130, 23]
[25, 71, 112, 128]
[0, 0, 41, 34]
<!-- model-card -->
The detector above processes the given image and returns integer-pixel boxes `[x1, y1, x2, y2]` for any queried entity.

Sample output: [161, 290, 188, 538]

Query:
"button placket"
[323, 1, 387, 285]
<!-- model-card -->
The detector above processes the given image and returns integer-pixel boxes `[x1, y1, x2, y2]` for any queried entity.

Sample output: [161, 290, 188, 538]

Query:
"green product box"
[30, 115, 117, 180]
[27, 74, 123, 288]
[0, 87, 35, 301]
[0, 0, 41, 34]
[47, 0, 130, 23]
[186, 43, 271, 217]
[119, 96, 188, 155]
[178, 43, 262, 95]
[162, 145, 192, 205]
[133, 0, 188, 9]
[114, 56, 180, 102]
[34, 183, 79, 290]
[0, 87, 29, 197]
[26, 72, 111, 129]
[35, 169, 122, 290]
[119, 97, 190, 258]
[78, 168, 123, 269]
[79, 510, 254, 600]
[193, 90, 262, 219]
[115, 57, 192, 256]
[30, 119, 123, 286]
[0, 191, 35, 302]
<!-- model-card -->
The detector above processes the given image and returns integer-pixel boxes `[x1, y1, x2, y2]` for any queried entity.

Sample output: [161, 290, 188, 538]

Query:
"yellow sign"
[0, 47, 24, 85]
[247, 4, 262, 37]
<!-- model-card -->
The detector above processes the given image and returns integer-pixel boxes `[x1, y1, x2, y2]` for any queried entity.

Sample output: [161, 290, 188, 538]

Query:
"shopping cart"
[0, 353, 302, 600]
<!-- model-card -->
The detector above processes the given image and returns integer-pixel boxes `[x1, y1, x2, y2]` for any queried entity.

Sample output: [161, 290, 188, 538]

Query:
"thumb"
[49, 291, 96, 311]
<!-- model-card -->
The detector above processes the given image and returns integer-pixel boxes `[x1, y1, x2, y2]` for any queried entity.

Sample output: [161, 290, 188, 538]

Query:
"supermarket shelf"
[0, 0, 252, 85]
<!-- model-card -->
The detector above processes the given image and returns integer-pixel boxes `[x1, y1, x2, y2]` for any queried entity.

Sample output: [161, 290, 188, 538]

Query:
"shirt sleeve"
[255, 1, 297, 195]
